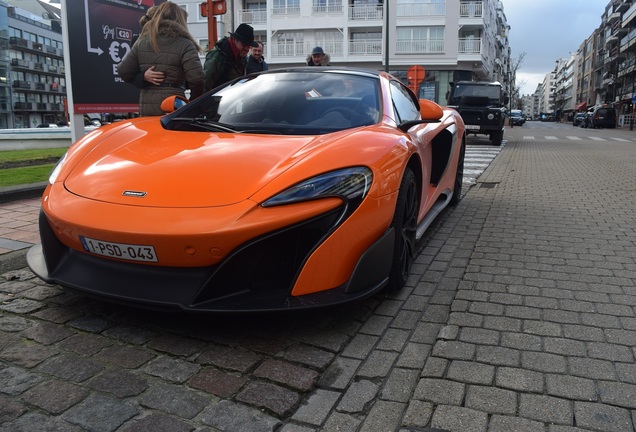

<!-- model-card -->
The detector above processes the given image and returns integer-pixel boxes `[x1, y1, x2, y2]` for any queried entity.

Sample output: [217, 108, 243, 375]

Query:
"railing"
[314, 41, 343, 56]
[396, 1, 445, 17]
[458, 37, 482, 54]
[348, 4, 383, 20]
[312, 4, 344, 14]
[349, 39, 383, 55]
[396, 39, 444, 54]
[459, 1, 483, 18]
[237, 9, 267, 24]
[269, 41, 306, 57]
[14, 102, 33, 110]
[272, 6, 300, 17]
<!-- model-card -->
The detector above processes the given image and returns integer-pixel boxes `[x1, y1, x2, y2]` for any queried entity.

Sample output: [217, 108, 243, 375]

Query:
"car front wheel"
[387, 167, 418, 291]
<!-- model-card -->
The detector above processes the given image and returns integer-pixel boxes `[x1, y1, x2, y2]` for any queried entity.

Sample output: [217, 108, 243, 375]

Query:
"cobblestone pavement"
[1, 126, 636, 431]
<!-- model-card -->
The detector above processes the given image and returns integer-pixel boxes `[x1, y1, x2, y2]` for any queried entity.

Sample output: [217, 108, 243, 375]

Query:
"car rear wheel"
[387, 167, 418, 291]
[450, 141, 465, 205]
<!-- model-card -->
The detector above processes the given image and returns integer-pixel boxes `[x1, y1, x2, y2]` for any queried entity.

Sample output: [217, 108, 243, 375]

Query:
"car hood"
[64, 121, 339, 207]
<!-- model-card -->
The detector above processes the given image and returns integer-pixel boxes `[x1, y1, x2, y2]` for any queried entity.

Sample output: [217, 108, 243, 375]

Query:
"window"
[396, 26, 444, 53]
[199, 38, 209, 51]
[397, 0, 445, 17]
[273, 0, 300, 15]
[313, 0, 342, 14]
[315, 31, 342, 56]
[390, 81, 420, 123]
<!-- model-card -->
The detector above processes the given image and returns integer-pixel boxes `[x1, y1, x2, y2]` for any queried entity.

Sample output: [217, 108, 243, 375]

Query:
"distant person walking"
[118, 2, 204, 116]
[246, 41, 268, 74]
[204, 24, 258, 91]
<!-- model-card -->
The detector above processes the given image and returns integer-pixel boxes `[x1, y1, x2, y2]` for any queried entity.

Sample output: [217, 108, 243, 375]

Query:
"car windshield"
[449, 84, 501, 105]
[162, 70, 381, 135]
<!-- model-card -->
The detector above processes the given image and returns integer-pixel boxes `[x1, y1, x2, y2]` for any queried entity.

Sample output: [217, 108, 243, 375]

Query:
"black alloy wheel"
[450, 141, 465, 205]
[387, 167, 419, 291]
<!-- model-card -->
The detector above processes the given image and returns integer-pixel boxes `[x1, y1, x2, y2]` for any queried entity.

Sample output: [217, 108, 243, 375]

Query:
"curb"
[0, 248, 29, 273]
[0, 182, 46, 204]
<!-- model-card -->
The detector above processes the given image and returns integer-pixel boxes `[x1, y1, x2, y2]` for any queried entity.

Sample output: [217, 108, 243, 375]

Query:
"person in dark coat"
[246, 41, 268, 74]
[204, 24, 258, 92]
[306, 46, 330, 66]
[118, 2, 204, 116]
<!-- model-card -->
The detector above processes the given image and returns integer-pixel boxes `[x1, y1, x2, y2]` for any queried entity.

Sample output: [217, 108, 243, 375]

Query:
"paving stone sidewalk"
[1, 129, 635, 431]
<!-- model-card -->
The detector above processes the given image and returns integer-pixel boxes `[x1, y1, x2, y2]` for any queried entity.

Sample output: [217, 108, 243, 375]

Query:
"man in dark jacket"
[204, 24, 258, 92]
[246, 41, 268, 74]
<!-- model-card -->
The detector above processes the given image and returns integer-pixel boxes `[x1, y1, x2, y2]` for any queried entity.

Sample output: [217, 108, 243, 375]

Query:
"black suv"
[590, 107, 616, 129]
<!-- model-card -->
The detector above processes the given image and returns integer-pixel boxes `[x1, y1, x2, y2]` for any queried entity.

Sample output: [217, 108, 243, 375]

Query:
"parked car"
[573, 113, 586, 126]
[509, 110, 525, 126]
[589, 106, 616, 129]
[26, 67, 467, 313]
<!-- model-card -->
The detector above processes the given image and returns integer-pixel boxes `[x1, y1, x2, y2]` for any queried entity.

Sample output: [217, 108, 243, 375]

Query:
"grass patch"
[0, 165, 55, 187]
[0, 147, 67, 163]
[0, 148, 66, 187]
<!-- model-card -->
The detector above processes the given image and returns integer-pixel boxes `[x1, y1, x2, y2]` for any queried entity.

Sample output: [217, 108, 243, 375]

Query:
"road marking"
[589, 137, 606, 141]
[523, 136, 535, 139]
[566, 136, 582, 140]
[545, 136, 558, 140]
[610, 138, 630, 142]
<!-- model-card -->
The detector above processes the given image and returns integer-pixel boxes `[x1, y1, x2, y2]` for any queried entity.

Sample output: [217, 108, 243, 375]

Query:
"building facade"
[2, 0, 511, 128]
[3, 0, 65, 129]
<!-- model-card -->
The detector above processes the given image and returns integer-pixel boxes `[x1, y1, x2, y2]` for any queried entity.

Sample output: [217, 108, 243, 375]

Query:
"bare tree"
[508, 52, 526, 110]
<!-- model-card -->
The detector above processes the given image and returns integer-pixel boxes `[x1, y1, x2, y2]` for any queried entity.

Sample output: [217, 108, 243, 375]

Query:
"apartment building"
[1, 0, 510, 128]
[221, 0, 511, 105]
[2, 0, 65, 129]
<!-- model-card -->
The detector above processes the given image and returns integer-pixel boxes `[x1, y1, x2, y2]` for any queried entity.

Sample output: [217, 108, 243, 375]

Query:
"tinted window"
[390, 81, 420, 123]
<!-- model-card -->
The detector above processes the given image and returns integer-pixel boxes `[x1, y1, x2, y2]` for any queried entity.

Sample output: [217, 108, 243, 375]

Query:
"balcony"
[14, 102, 33, 110]
[396, 1, 445, 17]
[12, 80, 32, 89]
[312, 3, 344, 14]
[396, 39, 444, 54]
[237, 9, 267, 25]
[458, 37, 481, 54]
[459, 1, 483, 18]
[272, 6, 300, 17]
[269, 41, 306, 58]
[349, 4, 383, 21]
[349, 39, 382, 55]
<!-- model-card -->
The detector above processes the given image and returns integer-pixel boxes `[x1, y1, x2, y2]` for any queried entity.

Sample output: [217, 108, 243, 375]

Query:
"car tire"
[387, 167, 418, 291]
[491, 130, 503, 146]
[450, 141, 465, 205]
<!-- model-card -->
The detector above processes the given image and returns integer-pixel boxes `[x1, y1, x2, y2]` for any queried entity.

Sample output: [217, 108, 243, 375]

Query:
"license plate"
[80, 236, 158, 263]
[465, 125, 480, 130]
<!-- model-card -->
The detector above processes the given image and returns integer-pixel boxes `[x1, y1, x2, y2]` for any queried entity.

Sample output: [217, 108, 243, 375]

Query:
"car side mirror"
[419, 99, 444, 121]
[160, 95, 188, 113]
[399, 99, 444, 132]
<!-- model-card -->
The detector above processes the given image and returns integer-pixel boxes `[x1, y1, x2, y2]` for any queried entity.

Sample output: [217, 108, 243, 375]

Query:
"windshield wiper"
[171, 117, 238, 133]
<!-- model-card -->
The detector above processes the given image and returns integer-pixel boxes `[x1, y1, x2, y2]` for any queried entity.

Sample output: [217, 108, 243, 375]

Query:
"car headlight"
[48, 152, 67, 184]
[263, 167, 373, 207]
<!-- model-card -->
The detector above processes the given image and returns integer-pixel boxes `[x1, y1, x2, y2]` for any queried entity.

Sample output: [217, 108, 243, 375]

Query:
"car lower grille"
[192, 208, 342, 307]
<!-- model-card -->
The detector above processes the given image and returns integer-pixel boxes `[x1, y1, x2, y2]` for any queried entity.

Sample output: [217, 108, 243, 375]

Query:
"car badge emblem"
[122, 190, 147, 198]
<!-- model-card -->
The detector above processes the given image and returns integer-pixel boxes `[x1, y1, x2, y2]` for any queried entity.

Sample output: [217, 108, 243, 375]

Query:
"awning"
[575, 102, 587, 111]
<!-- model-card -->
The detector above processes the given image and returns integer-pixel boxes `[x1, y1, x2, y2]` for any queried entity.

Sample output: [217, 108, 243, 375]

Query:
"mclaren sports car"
[27, 67, 466, 312]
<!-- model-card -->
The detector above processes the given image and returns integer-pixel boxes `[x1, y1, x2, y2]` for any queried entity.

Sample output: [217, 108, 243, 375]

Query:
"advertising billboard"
[65, 0, 158, 113]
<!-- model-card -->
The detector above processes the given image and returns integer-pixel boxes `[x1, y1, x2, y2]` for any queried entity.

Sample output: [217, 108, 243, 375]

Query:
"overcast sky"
[504, 0, 608, 95]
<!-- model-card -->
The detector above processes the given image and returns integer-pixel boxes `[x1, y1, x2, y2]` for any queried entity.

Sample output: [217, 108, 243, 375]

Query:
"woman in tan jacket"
[118, 2, 204, 116]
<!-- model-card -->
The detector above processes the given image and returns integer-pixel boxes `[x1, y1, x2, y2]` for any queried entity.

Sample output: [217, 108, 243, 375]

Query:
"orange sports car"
[27, 67, 466, 312]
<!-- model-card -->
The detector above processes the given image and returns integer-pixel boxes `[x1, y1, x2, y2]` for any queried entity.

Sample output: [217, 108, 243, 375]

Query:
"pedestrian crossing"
[463, 144, 502, 186]
[522, 135, 634, 142]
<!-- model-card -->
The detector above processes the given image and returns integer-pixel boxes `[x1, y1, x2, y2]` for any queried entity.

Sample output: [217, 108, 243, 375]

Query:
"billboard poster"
[65, 0, 160, 113]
